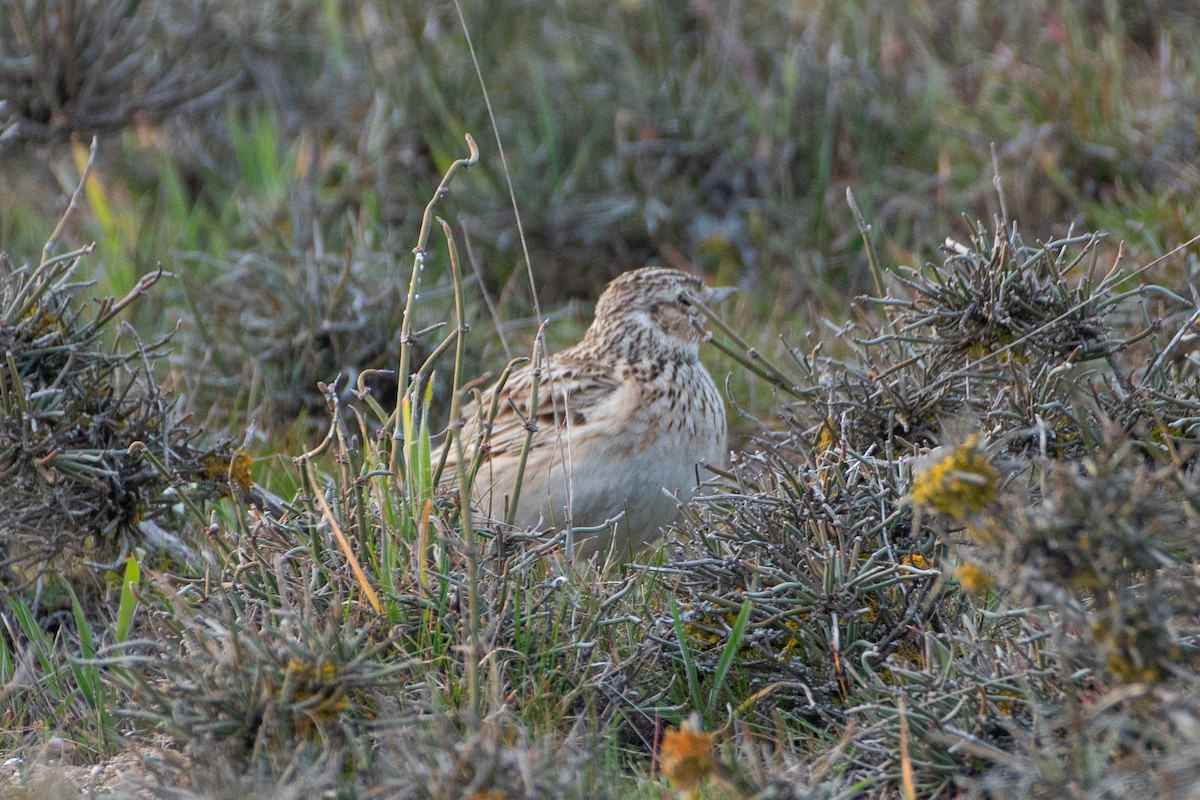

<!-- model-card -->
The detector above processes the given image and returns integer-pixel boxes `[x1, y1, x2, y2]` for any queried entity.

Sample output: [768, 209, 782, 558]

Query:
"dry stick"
[1142, 307, 1200, 386]
[459, 217, 511, 357]
[451, 392, 482, 715]
[413, 327, 458, 377]
[4, 245, 93, 326]
[848, 187, 914, 375]
[463, 357, 528, 486]
[93, 264, 164, 330]
[6, 137, 98, 323]
[505, 323, 547, 528]
[451, 0, 539, 323]
[436, 215, 479, 712]
[42, 136, 98, 269]
[846, 188, 887, 301]
[990, 142, 1010, 224]
[431, 218, 470, 489]
[391, 133, 479, 479]
[452, 0, 587, 553]
[295, 381, 342, 462]
[696, 300, 812, 400]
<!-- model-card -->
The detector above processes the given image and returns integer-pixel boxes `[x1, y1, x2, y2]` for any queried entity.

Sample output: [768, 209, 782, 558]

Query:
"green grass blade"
[707, 598, 752, 717]
[115, 554, 141, 644]
[7, 595, 54, 674]
[669, 597, 703, 713]
[64, 580, 120, 753]
[65, 584, 103, 710]
[0, 625, 11, 682]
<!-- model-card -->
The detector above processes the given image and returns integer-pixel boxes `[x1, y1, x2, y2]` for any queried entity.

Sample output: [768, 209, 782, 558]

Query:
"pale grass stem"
[696, 299, 811, 401]
[391, 133, 478, 479]
[504, 323, 547, 529]
[303, 458, 382, 615]
[41, 136, 97, 269]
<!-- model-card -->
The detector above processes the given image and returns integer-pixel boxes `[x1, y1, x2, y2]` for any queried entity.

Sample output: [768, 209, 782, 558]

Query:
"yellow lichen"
[284, 658, 349, 737]
[815, 417, 839, 453]
[287, 659, 339, 683]
[1106, 654, 1161, 684]
[777, 618, 803, 659]
[229, 449, 254, 491]
[911, 435, 999, 520]
[955, 563, 994, 593]
[683, 606, 737, 650]
[204, 449, 254, 493]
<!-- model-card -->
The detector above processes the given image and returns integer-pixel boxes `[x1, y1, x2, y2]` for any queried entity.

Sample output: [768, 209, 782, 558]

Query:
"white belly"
[500, 365, 727, 560]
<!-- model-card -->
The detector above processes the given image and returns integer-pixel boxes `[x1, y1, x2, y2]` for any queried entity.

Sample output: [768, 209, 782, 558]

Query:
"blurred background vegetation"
[3, 0, 1198, 444]
[3, 0, 1200, 797]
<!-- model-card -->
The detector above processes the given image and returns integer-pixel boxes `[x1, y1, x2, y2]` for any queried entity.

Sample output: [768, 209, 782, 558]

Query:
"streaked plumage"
[442, 267, 732, 561]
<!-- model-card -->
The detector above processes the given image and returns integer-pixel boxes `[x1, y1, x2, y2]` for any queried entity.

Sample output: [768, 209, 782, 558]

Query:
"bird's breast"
[594, 360, 726, 464]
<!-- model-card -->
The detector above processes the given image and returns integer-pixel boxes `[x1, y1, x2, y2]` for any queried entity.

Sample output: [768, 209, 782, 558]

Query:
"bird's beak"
[704, 286, 737, 305]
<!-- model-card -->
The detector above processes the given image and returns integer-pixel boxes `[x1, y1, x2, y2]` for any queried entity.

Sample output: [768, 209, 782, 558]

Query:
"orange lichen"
[660, 715, 715, 798]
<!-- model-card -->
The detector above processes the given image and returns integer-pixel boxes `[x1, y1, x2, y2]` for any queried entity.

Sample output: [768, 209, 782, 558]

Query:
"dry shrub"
[649, 218, 1200, 796]
[0, 0, 241, 149]
[0, 241, 239, 594]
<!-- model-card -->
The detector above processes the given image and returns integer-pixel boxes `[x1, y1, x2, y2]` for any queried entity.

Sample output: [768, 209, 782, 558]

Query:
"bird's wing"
[439, 352, 624, 480]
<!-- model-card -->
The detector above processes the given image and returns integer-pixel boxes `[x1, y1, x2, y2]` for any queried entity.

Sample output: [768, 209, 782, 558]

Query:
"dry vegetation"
[2, 1, 1200, 798]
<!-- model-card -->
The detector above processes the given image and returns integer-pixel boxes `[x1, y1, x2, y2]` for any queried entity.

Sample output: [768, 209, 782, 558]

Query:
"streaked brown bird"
[442, 267, 733, 562]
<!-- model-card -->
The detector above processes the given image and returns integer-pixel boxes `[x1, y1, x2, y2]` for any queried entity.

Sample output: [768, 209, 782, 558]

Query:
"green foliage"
[113, 556, 140, 646]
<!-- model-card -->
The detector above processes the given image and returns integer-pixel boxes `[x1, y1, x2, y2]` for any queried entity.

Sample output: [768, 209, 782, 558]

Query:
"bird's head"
[586, 267, 736, 359]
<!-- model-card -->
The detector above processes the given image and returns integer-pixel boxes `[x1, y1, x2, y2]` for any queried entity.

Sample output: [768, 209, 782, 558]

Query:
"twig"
[42, 136, 98, 268]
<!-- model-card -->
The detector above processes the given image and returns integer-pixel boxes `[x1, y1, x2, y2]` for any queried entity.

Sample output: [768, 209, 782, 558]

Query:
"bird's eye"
[678, 292, 692, 306]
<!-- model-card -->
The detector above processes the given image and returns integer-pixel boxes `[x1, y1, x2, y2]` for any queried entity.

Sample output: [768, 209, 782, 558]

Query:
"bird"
[439, 267, 734, 562]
